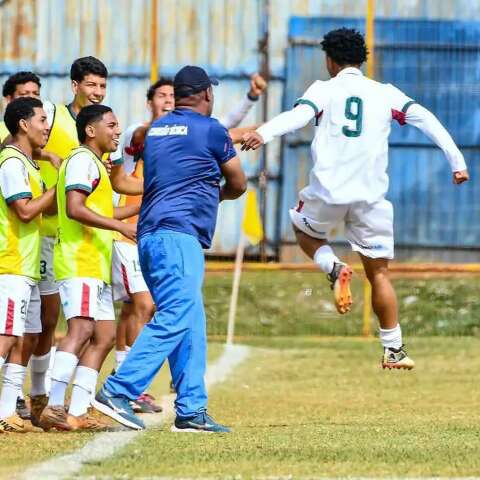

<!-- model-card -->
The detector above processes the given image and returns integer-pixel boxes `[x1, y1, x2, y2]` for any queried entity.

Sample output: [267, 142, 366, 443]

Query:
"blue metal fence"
[281, 16, 480, 248]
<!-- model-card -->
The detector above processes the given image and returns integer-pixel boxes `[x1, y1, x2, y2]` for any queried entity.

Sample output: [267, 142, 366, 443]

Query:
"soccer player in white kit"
[242, 28, 469, 369]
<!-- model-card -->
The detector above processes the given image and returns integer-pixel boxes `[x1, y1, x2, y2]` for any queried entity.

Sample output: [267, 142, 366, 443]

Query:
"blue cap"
[174, 65, 219, 98]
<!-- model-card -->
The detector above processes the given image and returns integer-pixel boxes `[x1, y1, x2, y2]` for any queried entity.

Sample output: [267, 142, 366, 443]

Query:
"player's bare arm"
[9, 187, 56, 223]
[110, 163, 144, 195]
[220, 155, 247, 201]
[113, 203, 141, 220]
[66, 189, 136, 241]
[229, 126, 258, 144]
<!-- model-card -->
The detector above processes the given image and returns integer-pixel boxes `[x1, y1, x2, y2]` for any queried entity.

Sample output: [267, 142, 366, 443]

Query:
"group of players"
[0, 56, 267, 433]
[0, 27, 470, 434]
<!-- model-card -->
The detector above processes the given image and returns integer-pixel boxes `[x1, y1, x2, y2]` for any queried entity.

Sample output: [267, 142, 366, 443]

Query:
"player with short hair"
[0, 97, 56, 432]
[110, 73, 267, 412]
[241, 28, 468, 369]
[0, 71, 61, 421]
[28, 57, 142, 427]
[94, 66, 247, 432]
[38, 104, 139, 431]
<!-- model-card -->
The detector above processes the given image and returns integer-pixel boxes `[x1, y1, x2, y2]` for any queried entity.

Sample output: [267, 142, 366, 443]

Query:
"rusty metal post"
[150, 0, 158, 84]
[258, 0, 270, 262]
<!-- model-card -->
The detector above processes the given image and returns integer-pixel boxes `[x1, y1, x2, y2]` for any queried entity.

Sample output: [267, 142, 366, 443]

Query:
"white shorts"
[112, 241, 148, 302]
[0, 275, 42, 336]
[58, 278, 115, 321]
[290, 188, 394, 259]
[39, 236, 59, 295]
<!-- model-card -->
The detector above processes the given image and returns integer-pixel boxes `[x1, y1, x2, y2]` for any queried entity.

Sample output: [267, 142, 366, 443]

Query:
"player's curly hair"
[321, 28, 368, 66]
[2, 71, 41, 98]
[146, 77, 174, 101]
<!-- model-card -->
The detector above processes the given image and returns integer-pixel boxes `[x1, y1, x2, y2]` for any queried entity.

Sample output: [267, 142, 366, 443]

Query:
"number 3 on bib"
[342, 96, 363, 137]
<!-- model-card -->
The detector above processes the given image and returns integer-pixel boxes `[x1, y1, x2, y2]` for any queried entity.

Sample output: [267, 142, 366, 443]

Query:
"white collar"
[337, 67, 363, 77]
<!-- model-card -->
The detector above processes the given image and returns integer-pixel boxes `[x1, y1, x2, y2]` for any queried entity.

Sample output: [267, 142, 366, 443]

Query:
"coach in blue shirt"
[95, 66, 247, 432]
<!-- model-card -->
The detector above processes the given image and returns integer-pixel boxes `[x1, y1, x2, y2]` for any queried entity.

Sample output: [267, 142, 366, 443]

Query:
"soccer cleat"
[92, 386, 145, 430]
[382, 345, 415, 370]
[38, 405, 73, 431]
[0, 414, 43, 433]
[66, 408, 111, 431]
[171, 412, 230, 433]
[327, 262, 353, 314]
[16, 396, 31, 420]
[30, 394, 48, 426]
[140, 393, 163, 413]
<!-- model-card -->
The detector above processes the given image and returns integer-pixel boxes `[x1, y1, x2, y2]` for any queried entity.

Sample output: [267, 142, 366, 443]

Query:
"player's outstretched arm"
[241, 103, 315, 151]
[66, 189, 136, 241]
[405, 103, 469, 184]
[220, 156, 247, 201]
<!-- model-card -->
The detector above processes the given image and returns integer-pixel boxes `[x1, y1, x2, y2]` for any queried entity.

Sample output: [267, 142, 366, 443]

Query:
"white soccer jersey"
[258, 67, 466, 205]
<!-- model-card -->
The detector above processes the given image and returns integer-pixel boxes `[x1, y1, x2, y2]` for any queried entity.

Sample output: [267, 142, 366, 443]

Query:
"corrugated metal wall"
[1, 0, 479, 254]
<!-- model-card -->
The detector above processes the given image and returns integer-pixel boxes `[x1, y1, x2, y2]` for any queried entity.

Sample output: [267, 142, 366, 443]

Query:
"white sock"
[30, 352, 51, 397]
[0, 363, 27, 419]
[48, 351, 78, 407]
[68, 366, 99, 417]
[115, 350, 128, 370]
[379, 324, 402, 349]
[0, 356, 5, 370]
[45, 346, 57, 395]
[313, 245, 341, 274]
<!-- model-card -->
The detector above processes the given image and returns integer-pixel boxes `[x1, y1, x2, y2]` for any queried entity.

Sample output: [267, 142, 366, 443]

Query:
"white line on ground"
[20, 344, 250, 480]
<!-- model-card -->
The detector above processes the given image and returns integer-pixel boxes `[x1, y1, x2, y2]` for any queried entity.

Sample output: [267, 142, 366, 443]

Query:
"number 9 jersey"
[294, 67, 414, 205]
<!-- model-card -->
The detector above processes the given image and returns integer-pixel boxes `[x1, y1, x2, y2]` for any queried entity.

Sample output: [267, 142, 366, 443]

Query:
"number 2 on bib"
[342, 96, 363, 137]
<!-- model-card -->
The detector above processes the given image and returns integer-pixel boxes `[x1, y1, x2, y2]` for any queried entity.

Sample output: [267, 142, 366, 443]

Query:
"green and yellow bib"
[41, 104, 79, 237]
[0, 146, 43, 280]
[54, 146, 114, 284]
[0, 121, 10, 143]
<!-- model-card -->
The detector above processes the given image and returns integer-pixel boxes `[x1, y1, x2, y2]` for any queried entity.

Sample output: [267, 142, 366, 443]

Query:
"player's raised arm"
[220, 73, 267, 129]
[405, 103, 468, 184]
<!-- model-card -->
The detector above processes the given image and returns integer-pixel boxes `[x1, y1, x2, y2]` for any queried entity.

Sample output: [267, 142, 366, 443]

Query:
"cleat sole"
[333, 266, 353, 314]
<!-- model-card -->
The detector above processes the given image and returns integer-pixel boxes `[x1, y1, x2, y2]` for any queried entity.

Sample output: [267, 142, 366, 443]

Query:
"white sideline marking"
[21, 344, 250, 480]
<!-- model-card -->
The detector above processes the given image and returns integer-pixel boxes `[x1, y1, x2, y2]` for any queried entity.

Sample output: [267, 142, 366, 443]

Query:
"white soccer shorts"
[112, 241, 148, 302]
[39, 236, 59, 295]
[0, 275, 42, 336]
[290, 186, 394, 259]
[58, 277, 115, 321]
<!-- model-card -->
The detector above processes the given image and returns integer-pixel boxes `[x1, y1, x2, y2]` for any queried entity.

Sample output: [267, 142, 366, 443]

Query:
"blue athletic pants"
[104, 230, 207, 418]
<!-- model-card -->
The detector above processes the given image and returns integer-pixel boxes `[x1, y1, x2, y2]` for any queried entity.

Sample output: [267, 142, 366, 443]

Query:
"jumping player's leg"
[346, 199, 414, 370]
[290, 195, 353, 314]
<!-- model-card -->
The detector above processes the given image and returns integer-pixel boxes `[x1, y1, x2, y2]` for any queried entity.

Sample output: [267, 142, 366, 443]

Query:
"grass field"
[205, 271, 480, 337]
[4, 337, 479, 479]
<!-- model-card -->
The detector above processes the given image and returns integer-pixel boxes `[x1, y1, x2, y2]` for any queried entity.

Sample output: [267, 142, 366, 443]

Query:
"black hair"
[321, 28, 368, 66]
[2, 71, 41, 98]
[4, 97, 44, 136]
[76, 104, 112, 143]
[70, 56, 108, 83]
[146, 77, 174, 101]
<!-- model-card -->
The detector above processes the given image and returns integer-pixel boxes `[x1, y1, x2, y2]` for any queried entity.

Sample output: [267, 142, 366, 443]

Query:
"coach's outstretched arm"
[241, 104, 315, 151]
[405, 103, 469, 184]
[220, 156, 247, 201]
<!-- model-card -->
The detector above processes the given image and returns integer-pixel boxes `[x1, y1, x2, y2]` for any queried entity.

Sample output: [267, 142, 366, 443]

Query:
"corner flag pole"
[362, 0, 375, 337]
[226, 191, 264, 345]
[150, 0, 158, 84]
[226, 233, 246, 345]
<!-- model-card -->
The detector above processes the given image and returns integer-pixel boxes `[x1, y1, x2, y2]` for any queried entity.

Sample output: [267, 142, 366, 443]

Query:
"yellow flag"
[242, 189, 264, 245]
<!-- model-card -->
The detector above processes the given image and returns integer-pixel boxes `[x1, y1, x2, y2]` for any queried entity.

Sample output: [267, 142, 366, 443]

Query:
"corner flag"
[242, 189, 263, 245]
